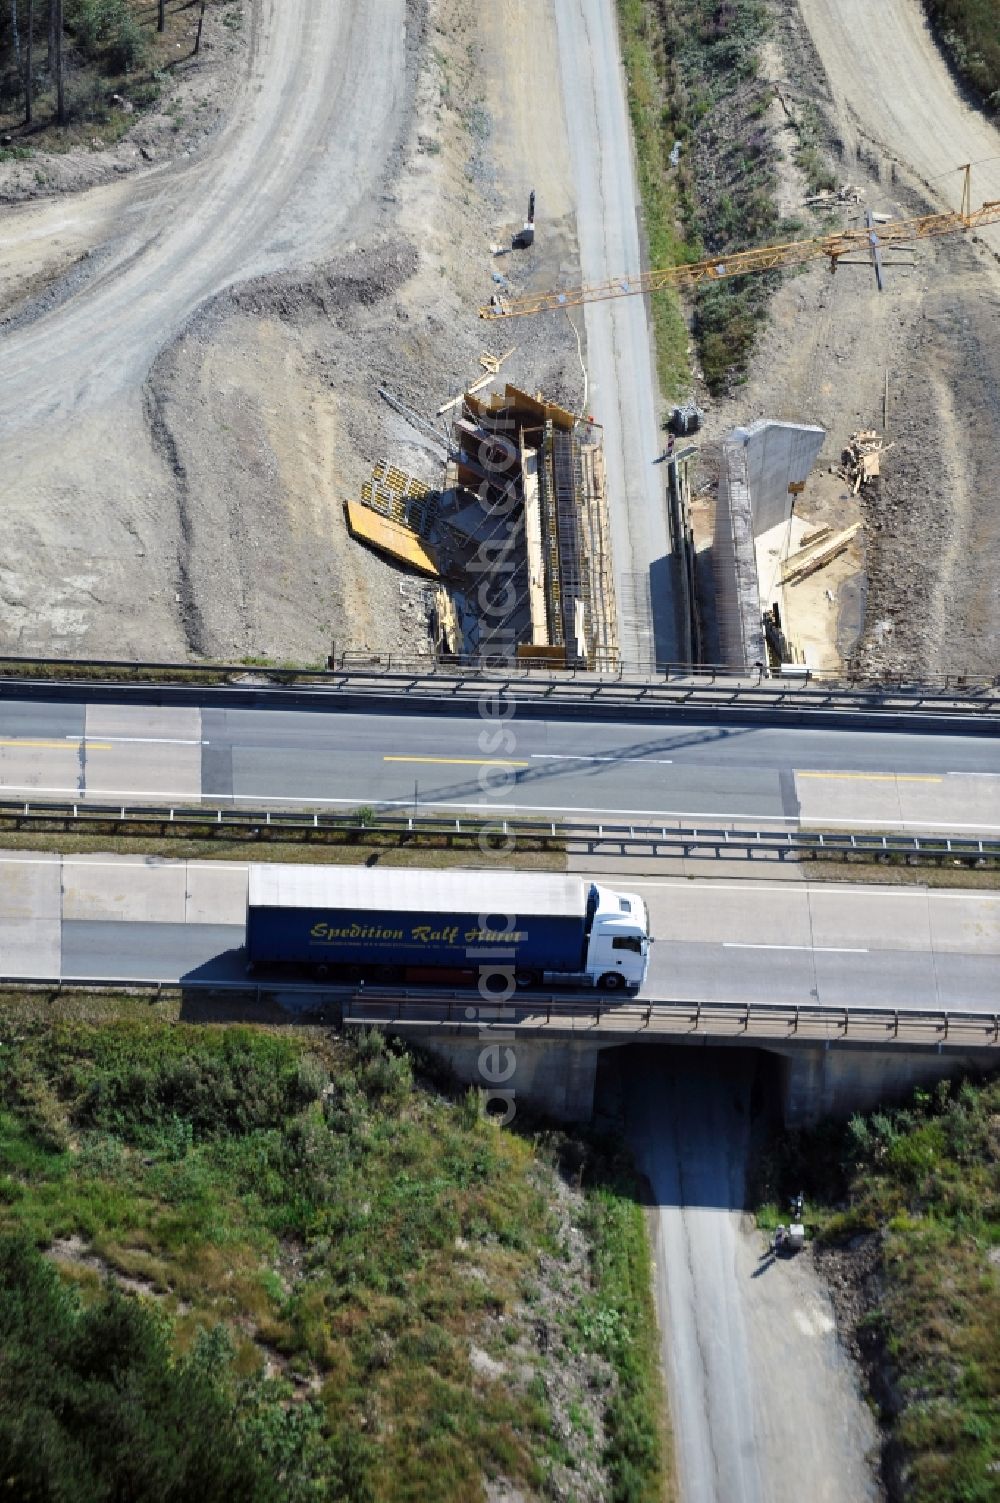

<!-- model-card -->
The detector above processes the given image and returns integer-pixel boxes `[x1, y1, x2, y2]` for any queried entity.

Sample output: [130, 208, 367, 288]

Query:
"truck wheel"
[515, 970, 539, 990]
[599, 972, 624, 993]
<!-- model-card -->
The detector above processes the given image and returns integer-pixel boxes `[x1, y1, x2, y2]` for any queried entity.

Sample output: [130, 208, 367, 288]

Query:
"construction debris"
[436, 349, 519, 416]
[803, 183, 862, 207]
[479, 346, 516, 375]
[781, 522, 862, 586]
[833, 430, 892, 494]
[437, 373, 497, 416]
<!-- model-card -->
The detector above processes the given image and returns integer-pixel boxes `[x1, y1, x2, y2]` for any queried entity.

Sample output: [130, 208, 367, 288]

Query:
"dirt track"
[554, 0, 678, 669]
[627, 1051, 881, 1503]
[795, 0, 1000, 680]
[801, 0, 1000, 249]
[0, 0, 416, 659]
[1, 1, 409, 425]
[697, 1, 1000, 683]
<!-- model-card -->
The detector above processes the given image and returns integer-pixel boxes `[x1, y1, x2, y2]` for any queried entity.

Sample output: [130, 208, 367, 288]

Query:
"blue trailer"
[246, 865, 651, 993]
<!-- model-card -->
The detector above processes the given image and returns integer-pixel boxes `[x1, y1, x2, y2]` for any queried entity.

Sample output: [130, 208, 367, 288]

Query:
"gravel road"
[800, 0, 1000, 250]
[553, 0, 679, 670]
[627, 1051, 881, 1503]
[0, 0, 409, 431]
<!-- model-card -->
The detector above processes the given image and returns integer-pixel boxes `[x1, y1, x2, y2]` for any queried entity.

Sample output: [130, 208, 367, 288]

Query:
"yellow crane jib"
[480, 192, 1000, 320]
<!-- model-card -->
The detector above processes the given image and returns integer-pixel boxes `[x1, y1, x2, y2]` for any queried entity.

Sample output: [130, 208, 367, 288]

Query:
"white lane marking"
[631, 879, 1000, 901]
[0, 855, 250, 872]
[66, 736, 203, 746]
[0, 787, 998, 832]
[531, 753, 673, 764]
[0, 858, 990, 903]
[722, 942, 869, 953]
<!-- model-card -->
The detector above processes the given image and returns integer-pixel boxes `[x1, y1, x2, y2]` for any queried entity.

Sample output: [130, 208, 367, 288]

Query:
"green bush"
[923, 0, 1000, 109]
[754, 1074, 1000, 1501]
[65, 1025, 326, 1147]
[70, 0, 149, 74]
[0, 1235, 284, 1502]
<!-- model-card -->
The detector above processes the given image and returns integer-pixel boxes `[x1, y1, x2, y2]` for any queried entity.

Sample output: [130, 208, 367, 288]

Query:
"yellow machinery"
[480, 165, 1000, 319]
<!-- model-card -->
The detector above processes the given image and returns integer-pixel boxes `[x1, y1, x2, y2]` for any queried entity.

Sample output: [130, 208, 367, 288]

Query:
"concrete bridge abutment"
[409, 1033, 997, 1128]
[413, 1035, 610, 1124]
[773, 1042, 999, 1127]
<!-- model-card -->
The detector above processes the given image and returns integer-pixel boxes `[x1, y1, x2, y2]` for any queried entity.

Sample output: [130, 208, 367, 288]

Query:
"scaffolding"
[361, 461, 439, 537]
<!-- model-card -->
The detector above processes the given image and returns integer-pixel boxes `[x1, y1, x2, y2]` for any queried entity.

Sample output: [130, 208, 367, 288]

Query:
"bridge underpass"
[611, 1047, 882, 1503]
[1, 848, 995, 1125]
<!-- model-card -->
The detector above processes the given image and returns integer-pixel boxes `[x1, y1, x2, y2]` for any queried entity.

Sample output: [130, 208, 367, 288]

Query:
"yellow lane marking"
[796, 771, 941, 783]
[383, 755, 530, 768]
[0, 739, 113, 751]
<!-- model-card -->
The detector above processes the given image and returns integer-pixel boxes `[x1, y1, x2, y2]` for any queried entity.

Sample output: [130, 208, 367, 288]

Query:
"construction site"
[1, 0, 999, 686]
[345, 375, 618, 669]
[335, 165, 999, 681]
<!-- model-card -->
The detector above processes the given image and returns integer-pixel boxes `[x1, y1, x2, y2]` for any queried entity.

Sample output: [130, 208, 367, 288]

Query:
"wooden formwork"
[580, 444, 619, 667]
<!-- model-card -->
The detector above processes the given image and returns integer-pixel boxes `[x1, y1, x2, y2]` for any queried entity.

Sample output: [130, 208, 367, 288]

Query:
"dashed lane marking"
[383, 756, 530, 768]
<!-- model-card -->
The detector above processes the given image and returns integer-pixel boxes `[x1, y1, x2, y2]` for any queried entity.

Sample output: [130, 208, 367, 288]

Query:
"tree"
[54, 0, 63, 125]
[25, 0, 34, 125]
[194, 0, 207, 55]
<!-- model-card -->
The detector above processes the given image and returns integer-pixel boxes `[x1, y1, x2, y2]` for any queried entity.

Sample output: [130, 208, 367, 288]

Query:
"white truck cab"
[582, 884, 651, 994]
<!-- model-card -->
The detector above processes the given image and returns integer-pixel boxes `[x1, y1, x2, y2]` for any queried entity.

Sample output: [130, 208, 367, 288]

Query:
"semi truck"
[246, 865, 651, 994]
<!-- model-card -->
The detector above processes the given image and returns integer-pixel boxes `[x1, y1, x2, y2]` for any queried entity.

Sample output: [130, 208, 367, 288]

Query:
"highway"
[0, 694, 996, 832]
[4, 853, 997, 1016]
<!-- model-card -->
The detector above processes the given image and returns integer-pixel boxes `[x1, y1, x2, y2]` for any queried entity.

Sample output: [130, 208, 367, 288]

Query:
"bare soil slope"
[0, 0, 584, 662]
[699, 0, 1000, 681]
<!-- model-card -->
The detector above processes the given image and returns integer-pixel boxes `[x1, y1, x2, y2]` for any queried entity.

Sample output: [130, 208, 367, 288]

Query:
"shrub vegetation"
[753, 1074, 1000, 1502]
[618, 0, 787, 394]
[0, 1005, 667, 1501]
[923, 0, 1000, 111]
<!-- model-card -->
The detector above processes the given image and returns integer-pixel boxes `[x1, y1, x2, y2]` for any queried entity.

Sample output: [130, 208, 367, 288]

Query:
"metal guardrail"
[345, 994, 1000, 1050]
[2, 977, 996, 1051]
[0, 798, 998, 862]
[0, 655, 997, 717]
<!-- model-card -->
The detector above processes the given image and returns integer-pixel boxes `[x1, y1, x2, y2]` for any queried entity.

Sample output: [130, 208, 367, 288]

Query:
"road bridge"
[1, 851, 995, 1123]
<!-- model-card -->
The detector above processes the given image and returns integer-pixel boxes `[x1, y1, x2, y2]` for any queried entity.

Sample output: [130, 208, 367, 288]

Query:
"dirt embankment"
[696, 0, 1000, 681]
[0, 0, 582, 663]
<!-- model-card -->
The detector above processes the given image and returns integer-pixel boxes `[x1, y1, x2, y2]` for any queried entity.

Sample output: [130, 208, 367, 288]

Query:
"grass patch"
[922, 0, 1000, 111]
[617, 0, 697, 397]
[0, 828, 566, 870]
[750, 1074, 1000, 1502]
[582, 1171, 670, 1500]
[0, 655, 323, 686]
[616, 0, 781, 395]
[0, 1004, 666, 1499]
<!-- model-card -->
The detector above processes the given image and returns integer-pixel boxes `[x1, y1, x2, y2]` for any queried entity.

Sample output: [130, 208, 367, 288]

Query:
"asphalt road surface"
[7, 854, 998, 1016]
[627, 1052, 880, 1503]
[0, 696, 996, 832]
[554, 0, 677, 668]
